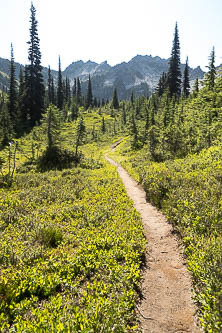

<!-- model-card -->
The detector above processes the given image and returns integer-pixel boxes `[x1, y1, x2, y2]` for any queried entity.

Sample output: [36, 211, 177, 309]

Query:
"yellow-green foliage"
[116, 143, 222, 332]
[0, 140, 146, 331]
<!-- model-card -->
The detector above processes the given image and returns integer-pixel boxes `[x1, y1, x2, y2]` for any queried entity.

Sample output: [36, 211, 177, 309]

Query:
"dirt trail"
[106, 153, 201, 333]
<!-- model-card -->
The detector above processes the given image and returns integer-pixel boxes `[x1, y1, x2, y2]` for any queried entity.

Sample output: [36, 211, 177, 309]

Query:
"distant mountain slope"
[0, 55, 205, 99]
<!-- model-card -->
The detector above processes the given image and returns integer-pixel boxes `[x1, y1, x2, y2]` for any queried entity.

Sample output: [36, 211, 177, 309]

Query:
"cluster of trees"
[1, 4, 221, 168]
[125, 25, 221, 160]
[0, 3, 118, 148]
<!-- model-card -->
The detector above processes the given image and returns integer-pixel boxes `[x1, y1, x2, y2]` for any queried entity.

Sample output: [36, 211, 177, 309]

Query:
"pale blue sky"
[1, 0, 222, 71]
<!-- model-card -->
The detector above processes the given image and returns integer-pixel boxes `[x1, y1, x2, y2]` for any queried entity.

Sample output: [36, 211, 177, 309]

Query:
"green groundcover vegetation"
[1, 4, 222, 331]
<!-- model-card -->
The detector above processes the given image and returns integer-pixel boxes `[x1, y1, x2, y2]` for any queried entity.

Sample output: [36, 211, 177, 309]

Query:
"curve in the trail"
[106, 154, 201, 333]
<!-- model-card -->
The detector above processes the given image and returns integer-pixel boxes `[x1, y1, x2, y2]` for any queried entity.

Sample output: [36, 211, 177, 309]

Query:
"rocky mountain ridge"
[0, 55, 206, 100]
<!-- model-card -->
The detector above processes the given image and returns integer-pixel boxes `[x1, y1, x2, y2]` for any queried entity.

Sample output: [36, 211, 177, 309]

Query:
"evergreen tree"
[112, 88, 119, 109]
[17, 67, 28, 134]
[130, 90, 134, 105]
[130, 113, 138, 147]
[73, 78, 77, 98]
[64, 77, 71, 106]
[51, 77, 56, 105]
[47, 66, 53, 105]
[85, 74, 93, 109]
[101, 116, 106, 133]
[182, 57, 190, 97]
[156, 72, 168, 97]
[193, 77, 199, 97]
[75, 117, 85, 157]
[76, 77, 82, 105]
[8, 43, 18, 130]
[57, 56, 64, 109]
[206, 47, 216, 90]
[168, 22, 181, 97]
[26, 3, 45, 126]
[0, 102, 13, 146]
[42, 105, 61, 151]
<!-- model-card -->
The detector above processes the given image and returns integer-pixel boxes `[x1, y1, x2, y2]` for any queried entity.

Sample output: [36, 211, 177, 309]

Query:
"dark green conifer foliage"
[64, 77, 71, 106]
[193, 77, 199, 97]
[26, 3, 45, 126]
[182, 57, 190, 97]
[206, 47, 216, 90]
[57, 56, 64, 109]
[130, 113, 138, 148]
[101, 116, 106, 133]
[156, 72, 168, 97]
[47, 66, 53, 105]
[130, 91, 134, 105]
[73, 78, 77, 98]
[76, 77, 82, 105]
[0, 102, 13, 146]
[51, 77, 56, 105]
[168, 23, 181, 97]
[42, 105, 61, 150]
[8, 44, 18, 130]
[93, 97, 98, 108]
[112, 88, 119, 109]
[122, 105, 127, 125]
[75, 117, 85, 157]
[85, 75, 93, 109]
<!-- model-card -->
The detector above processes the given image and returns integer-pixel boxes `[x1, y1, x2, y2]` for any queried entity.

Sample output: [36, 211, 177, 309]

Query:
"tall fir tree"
[112, 87, 119, 109]
[8, 43, 18, 130]
[168, 22, 181, 97]
[57, 56, 64, 109]
[205, 47, 216, 90]
[182, 57, 190, 97]
[26, 2, 45, 126]
[85, 74, 93, 109]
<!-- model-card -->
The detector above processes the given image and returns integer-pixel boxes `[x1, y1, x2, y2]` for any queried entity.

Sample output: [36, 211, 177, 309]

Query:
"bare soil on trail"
[106, 153, 201, 333]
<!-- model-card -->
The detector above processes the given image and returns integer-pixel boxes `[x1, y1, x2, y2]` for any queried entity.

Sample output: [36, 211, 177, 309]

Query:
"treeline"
[0, 4, 117, 148]
[118, 24, 222, 161]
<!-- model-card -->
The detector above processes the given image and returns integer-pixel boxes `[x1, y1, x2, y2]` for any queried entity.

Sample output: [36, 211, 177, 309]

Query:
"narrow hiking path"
[105, 150, 201, 333]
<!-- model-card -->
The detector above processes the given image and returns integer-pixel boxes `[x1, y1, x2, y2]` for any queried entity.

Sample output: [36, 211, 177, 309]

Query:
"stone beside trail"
[106, 153, 201, 333]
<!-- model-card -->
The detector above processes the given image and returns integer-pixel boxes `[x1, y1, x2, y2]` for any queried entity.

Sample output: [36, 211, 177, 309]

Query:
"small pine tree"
[112, 88, 119, 109]
[73, 78, 77, 98]
[0, 102, 13, 146]
[47, 66, 52, 105]
[42, 105, 61, 151]
[182, 57, 190, 97]
[8, 43, 18, 130]
[193, 77, 199, 97]
[130, 90, 134, 105]
[85, 75, 93, 109]
[75, 117, 85, 157]
[205, 47, 216, 90]
[101, 116, 106, 133]
[76, 77, 82, 105]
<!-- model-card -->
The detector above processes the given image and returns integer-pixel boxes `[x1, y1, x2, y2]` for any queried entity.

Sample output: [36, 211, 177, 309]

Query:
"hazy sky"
[1, 0, 222, 71]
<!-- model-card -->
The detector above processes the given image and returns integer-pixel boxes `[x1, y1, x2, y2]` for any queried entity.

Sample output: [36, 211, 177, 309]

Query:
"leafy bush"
[0, 157, 145, 331]
[37, 146, 78, 171]
[37, 226, 63, 248]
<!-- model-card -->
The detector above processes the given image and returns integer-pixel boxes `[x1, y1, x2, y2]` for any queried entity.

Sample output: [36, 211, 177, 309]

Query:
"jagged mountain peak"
[0, 54, 205, 100]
